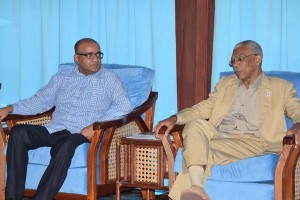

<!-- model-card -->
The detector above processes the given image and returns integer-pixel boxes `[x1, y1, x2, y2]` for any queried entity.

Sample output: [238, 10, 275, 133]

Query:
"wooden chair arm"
[158, 124, 185, 191]
[3, 107, 55, 121]
[0, 124, 6, 198]
[158, 125, 184, 148]
[2, 107, 55, 131]
[275, 134, 300, 200]
[0, 124, 8, 146]
[0, 106, 55, 147]
[282, 134, 295, 145]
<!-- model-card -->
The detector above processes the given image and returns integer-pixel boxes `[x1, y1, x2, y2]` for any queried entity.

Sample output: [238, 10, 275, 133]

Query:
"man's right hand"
[154, 115, 177, 137]
[0, 105, 13, 121]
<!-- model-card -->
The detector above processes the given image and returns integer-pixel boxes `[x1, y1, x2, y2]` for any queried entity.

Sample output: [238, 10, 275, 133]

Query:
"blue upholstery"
[175, 149, 278, 182]
[208, 154, 278, 182]
[25, 165, 96, 195]
[28, 143, 93, 168]
[206, 181, 274, 200]
[22, 63, 155, 194]
[174, 71, 300, 200]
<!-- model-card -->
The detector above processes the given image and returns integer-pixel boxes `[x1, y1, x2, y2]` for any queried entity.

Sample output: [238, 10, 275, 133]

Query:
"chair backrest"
[59, 63, 155, 108]
[220, 71, 300, 129]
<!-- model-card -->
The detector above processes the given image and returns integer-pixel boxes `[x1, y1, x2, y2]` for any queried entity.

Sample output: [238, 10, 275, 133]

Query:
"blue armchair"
[160, 71, 300, 200]
[0, 63, 157, 200]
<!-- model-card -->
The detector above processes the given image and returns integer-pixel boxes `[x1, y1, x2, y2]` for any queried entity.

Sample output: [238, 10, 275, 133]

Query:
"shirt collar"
[239, 72, 264, 90]
[74, 66, 103, 78]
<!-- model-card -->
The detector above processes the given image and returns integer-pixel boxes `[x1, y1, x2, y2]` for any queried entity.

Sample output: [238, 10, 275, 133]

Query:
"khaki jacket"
[176, 74, 300, 152]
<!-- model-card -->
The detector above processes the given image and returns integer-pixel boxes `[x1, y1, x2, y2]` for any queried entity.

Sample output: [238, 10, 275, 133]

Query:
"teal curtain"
[0, 0, 177, 124]
[212, 0, 300, 90]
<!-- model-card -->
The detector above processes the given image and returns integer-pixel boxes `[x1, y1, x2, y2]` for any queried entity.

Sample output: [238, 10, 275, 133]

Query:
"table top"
[126, 132, 158, 139]
[118, 132, 174, 146]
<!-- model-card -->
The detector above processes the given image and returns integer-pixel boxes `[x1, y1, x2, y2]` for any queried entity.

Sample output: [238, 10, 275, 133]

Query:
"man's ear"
[74, 54, 79, 64]
[255, 55, 262, 66]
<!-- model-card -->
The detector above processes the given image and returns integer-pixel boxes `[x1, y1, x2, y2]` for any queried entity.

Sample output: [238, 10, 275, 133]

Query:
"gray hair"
[234, 40, 263, 58]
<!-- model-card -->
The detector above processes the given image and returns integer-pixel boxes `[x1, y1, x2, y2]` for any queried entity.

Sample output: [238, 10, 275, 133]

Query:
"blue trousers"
[5, 124, 89, 200]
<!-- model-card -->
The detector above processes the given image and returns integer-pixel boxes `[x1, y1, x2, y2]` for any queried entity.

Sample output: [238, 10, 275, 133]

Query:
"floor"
[22, 189, 169, 200]
[100, 189, 169, 200]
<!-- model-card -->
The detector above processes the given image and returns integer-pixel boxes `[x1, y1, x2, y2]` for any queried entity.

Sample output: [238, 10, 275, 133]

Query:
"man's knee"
[9, 125, 30, 142]
[61, 139, 77, 151]
[183, 119, 212, 137]
[50, 136, 78, 159]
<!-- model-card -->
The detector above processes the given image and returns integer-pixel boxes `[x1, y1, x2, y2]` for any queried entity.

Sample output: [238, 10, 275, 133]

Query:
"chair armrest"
[3, 106, 55, 121]
[93, 91, 158, 131]
[0, 107, 55, 146]
[158, 124, 185, 191]
[158, 125, 184, 150]
[282, 134, 295, 145]
[275, 134, 300, 200]
[0, 125, 5, 200]
[2, 107, 55, 131]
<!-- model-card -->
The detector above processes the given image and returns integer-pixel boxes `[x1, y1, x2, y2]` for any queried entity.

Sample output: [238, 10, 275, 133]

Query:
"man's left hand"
[287, 123, 300, 145]
[80, 124, 94, 141]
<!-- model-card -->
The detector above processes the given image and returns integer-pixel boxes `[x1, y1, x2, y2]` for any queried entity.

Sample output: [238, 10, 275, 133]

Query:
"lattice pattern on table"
[135, 146, 159, 183]
[295, 155, 300, 199]
[108, 121, 141, 180]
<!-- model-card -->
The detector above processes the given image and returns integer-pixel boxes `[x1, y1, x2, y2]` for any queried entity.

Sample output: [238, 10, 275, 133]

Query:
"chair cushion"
[174, 148, 279, 182]
[205, 180, 274, 200]
[59, 63, 154, 108]
[25, 163, 100, 195]
[28, 143, 93, 168]
[208, 154, 279, 182]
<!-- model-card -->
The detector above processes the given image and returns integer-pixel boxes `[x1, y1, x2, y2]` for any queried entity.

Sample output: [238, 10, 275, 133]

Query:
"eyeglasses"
[76, 52, 104, 59]
[228, 54, 257, 67]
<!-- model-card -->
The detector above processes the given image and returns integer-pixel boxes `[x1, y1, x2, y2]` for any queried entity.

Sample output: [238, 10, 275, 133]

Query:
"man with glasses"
[155, 40, 300, 200]
[0, 38, 133, 200]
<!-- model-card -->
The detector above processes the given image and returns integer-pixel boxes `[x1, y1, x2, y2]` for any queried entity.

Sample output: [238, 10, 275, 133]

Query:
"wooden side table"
[116, 132, 169, 200]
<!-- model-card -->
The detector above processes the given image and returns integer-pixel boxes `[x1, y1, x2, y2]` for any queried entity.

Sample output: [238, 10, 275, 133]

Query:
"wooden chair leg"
[141, 189, 155, 200]
[0, 156, 5, 200]
[0, 128, 6, 200]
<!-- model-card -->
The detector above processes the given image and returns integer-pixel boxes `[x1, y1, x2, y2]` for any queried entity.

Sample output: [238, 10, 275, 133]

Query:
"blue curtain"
[0, 0, 177, 124]
[212, 0, 300, 90]
[4, 0, 298, 123]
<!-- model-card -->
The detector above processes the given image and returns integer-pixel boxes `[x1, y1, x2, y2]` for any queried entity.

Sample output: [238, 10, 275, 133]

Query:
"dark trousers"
[5, 124, 89, 200]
